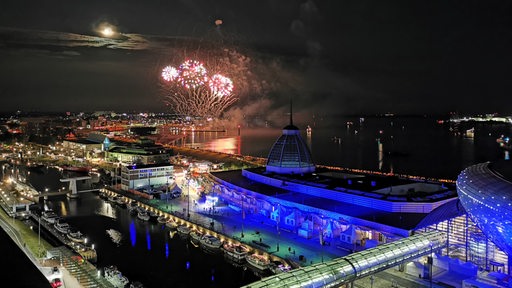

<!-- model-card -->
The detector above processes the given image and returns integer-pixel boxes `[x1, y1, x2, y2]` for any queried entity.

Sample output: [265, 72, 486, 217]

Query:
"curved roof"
[456, 160, 512, 256]
[265, 124, 315, 175]
[241, 230, 447, 288]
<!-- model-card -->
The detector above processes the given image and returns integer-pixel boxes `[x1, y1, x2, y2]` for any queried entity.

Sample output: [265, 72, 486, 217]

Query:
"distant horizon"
[0, 110, 507, 119]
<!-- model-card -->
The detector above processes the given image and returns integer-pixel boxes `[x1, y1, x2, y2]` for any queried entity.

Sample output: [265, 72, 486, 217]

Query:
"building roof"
[265, 123, 315, 175]
[212, 167, 460, 231]
[124, 163, 173, 170]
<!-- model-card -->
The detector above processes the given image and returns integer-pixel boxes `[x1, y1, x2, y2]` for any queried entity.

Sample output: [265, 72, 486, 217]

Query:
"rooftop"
[212, 167, 462, 231]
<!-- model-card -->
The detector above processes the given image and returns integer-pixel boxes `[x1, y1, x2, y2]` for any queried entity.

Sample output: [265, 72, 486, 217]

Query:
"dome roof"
[265, 123, 315, 175]
[456, 160, 512, 257]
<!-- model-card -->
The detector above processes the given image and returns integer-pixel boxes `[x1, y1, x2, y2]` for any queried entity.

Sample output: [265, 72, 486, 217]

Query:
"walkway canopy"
[242, 230, 447, 288]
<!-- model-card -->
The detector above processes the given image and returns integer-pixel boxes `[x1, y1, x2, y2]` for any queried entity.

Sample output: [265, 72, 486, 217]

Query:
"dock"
[31, 214, 97, 263]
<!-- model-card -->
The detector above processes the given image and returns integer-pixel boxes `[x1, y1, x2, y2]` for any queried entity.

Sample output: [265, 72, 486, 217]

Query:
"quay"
[101, 188, 292, 270]
[30, 214, 97, 263]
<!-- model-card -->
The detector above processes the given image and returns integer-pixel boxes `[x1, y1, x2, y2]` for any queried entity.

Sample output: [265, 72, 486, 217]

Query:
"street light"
[429, 243, 433, 288]
[241, 194, 244, 238]
[187, 175, 190, 219]
[38, 211, 41, 255]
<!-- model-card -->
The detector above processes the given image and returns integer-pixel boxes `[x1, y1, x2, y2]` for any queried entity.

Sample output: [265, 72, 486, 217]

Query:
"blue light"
[186, 261, 190, 270]
[129, 221, 136, 246]
[165, 242, 169, 259]
[146, 228, 151, 251]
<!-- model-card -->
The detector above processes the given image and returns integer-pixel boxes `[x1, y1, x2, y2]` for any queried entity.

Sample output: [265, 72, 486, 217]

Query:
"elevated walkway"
[241, 230, 447, 288]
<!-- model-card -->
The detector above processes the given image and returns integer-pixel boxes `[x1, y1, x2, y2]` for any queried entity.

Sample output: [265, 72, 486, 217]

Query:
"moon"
[96, 22, 117, 38]
[101, 27, 114, 37]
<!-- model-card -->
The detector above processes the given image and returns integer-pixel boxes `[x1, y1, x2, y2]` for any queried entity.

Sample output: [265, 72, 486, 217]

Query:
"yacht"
[157, 215, 168, 224]
[67, 228, 86, 243]
[189, 229, 203, 247]
[199, 234, 222, 254]
[137, 210, 150, 221]
[222, 242, 250, 264]
[41, 210, 59, 224]
[54, 221, 70, 234]
[165, 219, 178, 230]
[104, 265, 129, 288]
[269, 260, 293, 274]
[176, 225, 191, 240]
[245, 253, 271, 272]
[106, 229, 122, 246]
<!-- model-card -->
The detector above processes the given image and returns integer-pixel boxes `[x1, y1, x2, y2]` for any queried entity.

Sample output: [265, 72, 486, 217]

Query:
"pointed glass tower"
[265, 101, 315, 175]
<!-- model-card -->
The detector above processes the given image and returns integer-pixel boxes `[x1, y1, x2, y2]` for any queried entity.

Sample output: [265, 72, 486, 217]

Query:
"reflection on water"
[38, 191, 260, 287]
[95, 201, 117, 219]
[176, 117, 512, 180]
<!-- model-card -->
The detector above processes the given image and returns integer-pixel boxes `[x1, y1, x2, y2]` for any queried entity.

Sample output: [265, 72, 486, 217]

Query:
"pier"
[31, 214, 97, 263]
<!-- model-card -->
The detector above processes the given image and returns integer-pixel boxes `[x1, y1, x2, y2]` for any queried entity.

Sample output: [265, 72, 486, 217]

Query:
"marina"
[31, 213, 97, 263]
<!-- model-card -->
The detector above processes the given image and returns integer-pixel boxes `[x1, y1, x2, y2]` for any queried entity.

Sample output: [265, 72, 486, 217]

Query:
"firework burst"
[160, 59, 237, 119]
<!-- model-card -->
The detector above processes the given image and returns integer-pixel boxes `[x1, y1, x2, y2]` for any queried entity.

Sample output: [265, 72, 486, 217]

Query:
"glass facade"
[266, 125, 315, 174]
[241, 231, 447, 288]
[456, 162, 512, 271]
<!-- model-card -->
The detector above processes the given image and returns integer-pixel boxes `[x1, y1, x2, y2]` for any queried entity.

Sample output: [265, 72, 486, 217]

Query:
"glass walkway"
[241, 230, 447, 288]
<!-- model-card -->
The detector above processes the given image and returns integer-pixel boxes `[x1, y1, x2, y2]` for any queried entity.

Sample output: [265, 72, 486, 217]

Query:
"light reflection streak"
[130, 221, 136, 246]
[146, 228, 151, 251]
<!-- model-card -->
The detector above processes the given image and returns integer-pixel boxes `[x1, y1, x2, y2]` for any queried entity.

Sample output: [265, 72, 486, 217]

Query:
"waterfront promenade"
[108, 184, 466, 288]
[0, 146, 476, 288]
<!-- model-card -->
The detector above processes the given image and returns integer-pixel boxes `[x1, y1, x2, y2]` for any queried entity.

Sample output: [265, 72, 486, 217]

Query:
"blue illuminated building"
[209, 113, 511, 285]
[457, 160, 512, 274]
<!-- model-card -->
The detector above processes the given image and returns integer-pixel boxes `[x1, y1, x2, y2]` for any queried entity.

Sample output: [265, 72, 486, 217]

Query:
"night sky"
[1, 0, 511, 117]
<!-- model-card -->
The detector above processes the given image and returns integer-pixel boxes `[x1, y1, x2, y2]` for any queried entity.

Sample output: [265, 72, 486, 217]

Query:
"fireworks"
[209, 74, 233, 97]
[161, 66, 178, 82]
[160, 59, 237, 119]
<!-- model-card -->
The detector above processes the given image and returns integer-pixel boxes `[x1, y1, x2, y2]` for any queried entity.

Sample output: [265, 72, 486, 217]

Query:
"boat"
[127, 200, 138, 208]
[189, 229, 203, 247]
[106, 229, 123, 246]
[222, 242, 250, 263]
[137, 210, 150, 221]
[67, 228, 86, 243]
[104, 265, 130, 288]
[176, 225, 191, 240]
[114, 196, 127, 208]
[269, 260, 293, 274]
[41, 210, 59, 224]
[148, 210, 159, 222]
[157, 215, 167, 224]
[199, 234, 223, 254]
[165, 218, 178, 230]
[54, 221, 70, 234]
[245, 253, 271, 272]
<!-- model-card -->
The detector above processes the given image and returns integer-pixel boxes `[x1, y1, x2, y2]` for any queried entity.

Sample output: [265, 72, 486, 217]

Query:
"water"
[21, 115, 512, 287]
[24, 167, 260, 288]
[184, 115, 512, 180]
